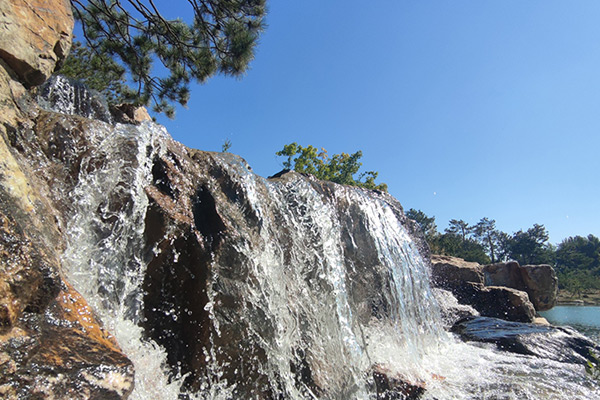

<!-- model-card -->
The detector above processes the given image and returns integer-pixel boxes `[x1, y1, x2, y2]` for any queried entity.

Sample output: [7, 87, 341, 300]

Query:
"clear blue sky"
[155, 0, 600, 244]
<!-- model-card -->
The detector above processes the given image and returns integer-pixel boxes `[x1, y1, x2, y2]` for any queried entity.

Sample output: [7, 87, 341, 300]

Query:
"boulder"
[431, 255, 535, 322]
[452, 316, 599, 365]
[520, 264, 558, 311]
[0, 13, 136, 392]
[110, 103, 153, 124]
[0, 0, 73, 87]
[0, 282, 134, 399]
[0, 103, 136, 398]
[483, 262, 558, 311]
[454, 283, 536, 323]
[430, 255, 484, 290]
[482, 261, 522, 288]
[371, 364, 426, 399]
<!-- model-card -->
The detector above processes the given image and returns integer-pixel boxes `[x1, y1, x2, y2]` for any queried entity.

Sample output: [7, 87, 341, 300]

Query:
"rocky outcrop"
[433, 288, 479, 328]
[139, 140, 434, 396]
[431, 255, 484, 290]
[453, 316, 599, 365]
[431, 255, 535, 322]
[0, 0, 73, 87]
[0, 281, 134, 399]
[484, 262, 558, 311]
[371, 364, 426, 399]
[0, 111, 135, 398]
[431, 255, 558, 322]
[0, 1, 134, 398]
[454, 283, 536, 323]
[110, 103, 153, 125]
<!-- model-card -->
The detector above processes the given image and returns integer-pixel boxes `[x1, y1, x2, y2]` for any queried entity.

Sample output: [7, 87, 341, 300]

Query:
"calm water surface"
[541, 305, 600, 343]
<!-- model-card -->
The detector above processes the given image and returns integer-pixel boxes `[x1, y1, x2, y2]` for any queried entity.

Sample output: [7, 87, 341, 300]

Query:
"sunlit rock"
[0, 0, 73, 86]
[484, 262, 558, 311]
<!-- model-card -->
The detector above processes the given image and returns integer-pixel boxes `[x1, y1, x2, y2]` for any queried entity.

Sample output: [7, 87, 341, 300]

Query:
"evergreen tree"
[430, 233, 491, 264]
[555, 234, 600, 295]
[445, 219, 471, 242]
[473, 217, 501, 263]
[275, 143, 388, 191]
[504, 224, 554, 265]
[61, 0, 266, 117]
[405, 209, 438, 243]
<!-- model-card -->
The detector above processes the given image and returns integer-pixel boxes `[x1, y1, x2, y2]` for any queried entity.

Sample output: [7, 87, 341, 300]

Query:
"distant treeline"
[407, 209, 600, 296]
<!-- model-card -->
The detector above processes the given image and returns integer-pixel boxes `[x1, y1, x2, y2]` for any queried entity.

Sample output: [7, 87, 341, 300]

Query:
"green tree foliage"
[503, 224, 554, 265]
[59, 40, 130, 104]
[431, 233, 491, 265]
[405, 210, 490, 264]
[406, 208, 437, 243]
[556, 235, 600, 273]
[555, 235, 600, 296]
[60, 0, 266, 117]
[275, 143, 388, 191]
[445, 219, 471, 242]
[473, 217, 501, 263]
[221, 139, 232, 152]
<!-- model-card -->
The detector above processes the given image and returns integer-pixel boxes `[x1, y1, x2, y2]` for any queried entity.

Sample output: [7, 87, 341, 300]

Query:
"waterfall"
[59, 119, 189, 398]
[40, 78, 599, 399]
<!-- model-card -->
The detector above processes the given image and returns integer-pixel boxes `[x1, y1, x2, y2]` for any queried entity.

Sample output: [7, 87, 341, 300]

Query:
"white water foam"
[53, 111, 600, 399]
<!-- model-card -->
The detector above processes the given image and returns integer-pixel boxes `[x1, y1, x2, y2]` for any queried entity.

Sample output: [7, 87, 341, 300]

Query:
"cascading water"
[42, 78, 600, 399]
[59, 118, 188, 398]
[198, 159, 444, 398]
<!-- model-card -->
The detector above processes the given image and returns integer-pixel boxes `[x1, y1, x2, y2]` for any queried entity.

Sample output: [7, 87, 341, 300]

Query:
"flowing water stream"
[43, 77, 600, 399]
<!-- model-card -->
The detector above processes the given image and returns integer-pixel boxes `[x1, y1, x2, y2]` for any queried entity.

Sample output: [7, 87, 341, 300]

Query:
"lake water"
[541, 305, 600, 344]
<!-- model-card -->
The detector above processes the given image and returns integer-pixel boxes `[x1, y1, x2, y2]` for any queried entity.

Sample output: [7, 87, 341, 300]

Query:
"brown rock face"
[0, 282, 134, 399]
[372, 364, 426, 400]
[0, 0, 73, 86]
[520, 264, 558, 311]
[137, 136, 437, 397]
[0, 102, 134, 397]
[482, 261, 522, 288]
[483, 262, 558, 311]
[430, 255, 484, 289]
[110, 103, 153, 125]
[431, 256, 537, 322]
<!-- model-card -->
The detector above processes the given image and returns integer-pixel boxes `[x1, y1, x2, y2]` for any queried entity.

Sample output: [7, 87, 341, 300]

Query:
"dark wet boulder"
[454, 283, 536, 323]
[0, 283, 134, 399]
[371, 364, 426, 400]
[452, 316, 599, 364]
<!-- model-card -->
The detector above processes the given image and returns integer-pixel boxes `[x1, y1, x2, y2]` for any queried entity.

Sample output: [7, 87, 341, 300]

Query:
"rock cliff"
[0, 1, 598, 399]
[0, 1, 133, 398]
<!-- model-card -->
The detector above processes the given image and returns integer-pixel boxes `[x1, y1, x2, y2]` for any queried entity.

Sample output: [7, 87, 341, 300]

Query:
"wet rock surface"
[372, 364, 426, 400]
[431, 255, 484, 288]
[140, 142, 435, 396]
[0, 5, 135, 394]
[452, 316, 599, 365]
[453, 283, 536, 323]
[0, 115, 135, 397]
[0, 283, 134, 399]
